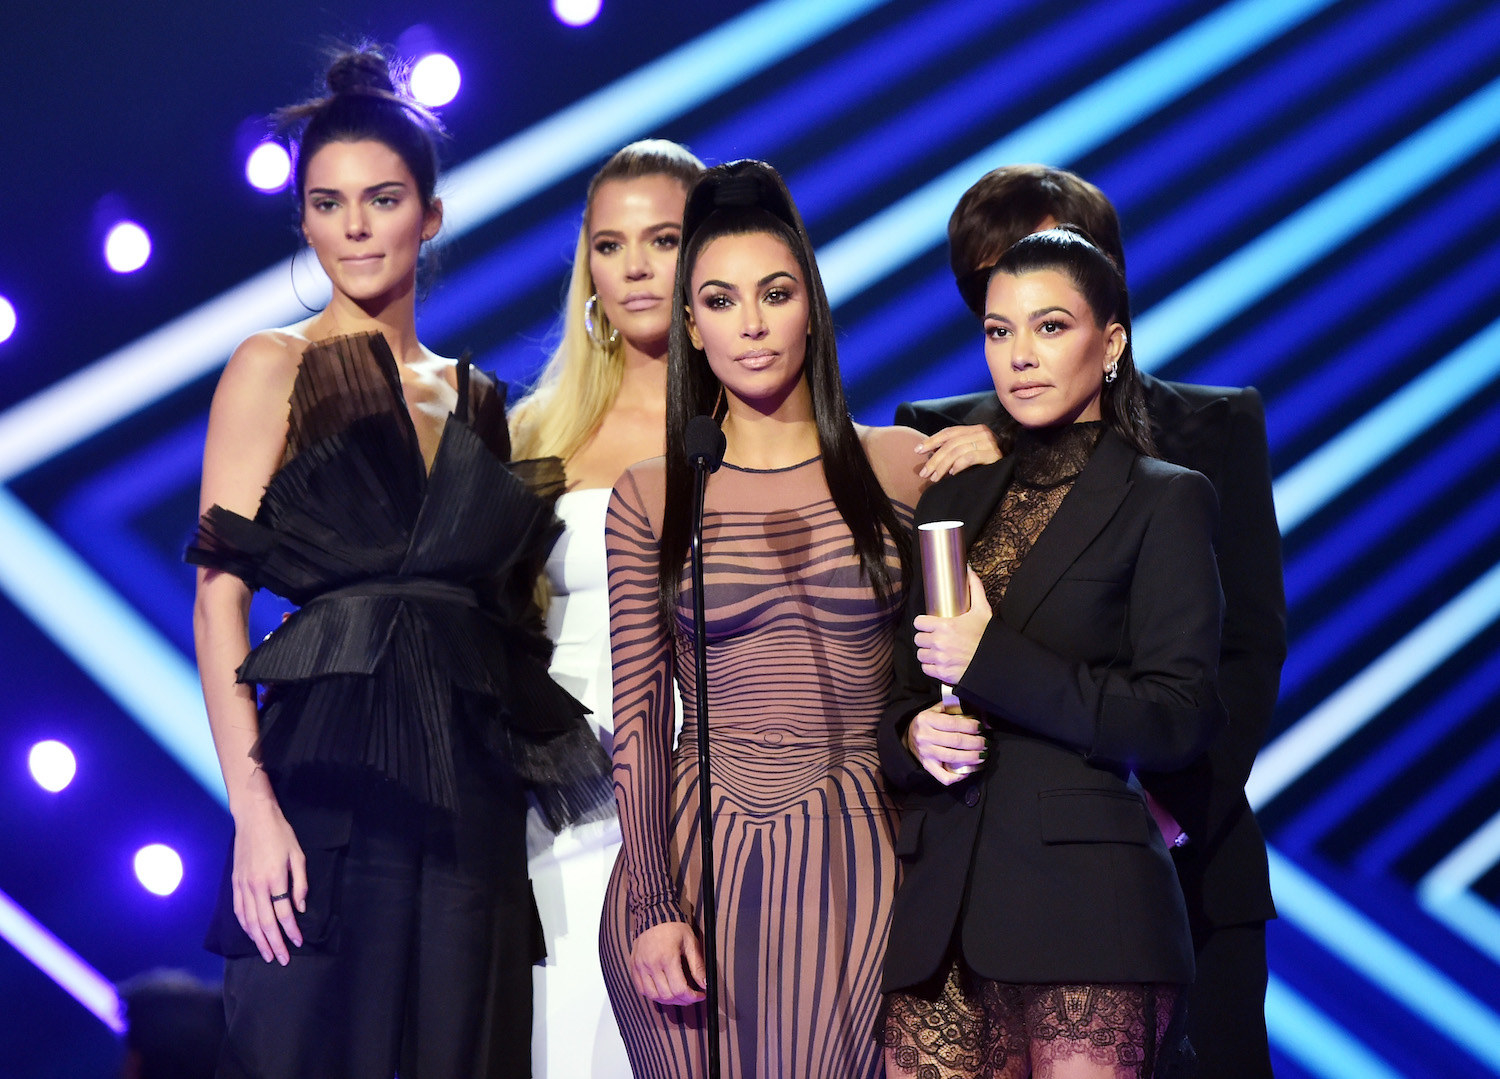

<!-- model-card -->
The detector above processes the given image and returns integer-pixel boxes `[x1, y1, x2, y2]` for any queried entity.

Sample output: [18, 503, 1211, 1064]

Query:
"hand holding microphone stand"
[684, 414, 726, 1079]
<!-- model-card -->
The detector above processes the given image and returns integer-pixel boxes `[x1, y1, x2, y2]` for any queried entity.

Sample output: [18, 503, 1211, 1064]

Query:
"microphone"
[684, 410, 724, 1076]
[685, 414, 726, 472]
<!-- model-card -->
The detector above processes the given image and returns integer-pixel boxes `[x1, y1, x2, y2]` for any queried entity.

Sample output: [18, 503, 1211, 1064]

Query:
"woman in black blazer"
[877, 227, 1224, 1079]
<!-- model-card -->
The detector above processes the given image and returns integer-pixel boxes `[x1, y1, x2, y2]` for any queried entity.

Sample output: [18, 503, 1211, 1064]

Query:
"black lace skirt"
[878, 952, 1189, 1079]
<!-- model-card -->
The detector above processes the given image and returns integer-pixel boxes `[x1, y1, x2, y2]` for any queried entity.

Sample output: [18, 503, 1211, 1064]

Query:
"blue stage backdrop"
[1, 2, 1497, 1075]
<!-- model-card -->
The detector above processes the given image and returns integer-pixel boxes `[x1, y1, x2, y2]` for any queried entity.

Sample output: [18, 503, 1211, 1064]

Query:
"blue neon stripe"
[0, 487, 224, 803]
[1356, 722, 1500, 876]
[1185, 159, 1500, 392]
[1422, 889, 1500, 973]
[440, 0, 894, 234]
[1097, 0, 1442, 227]
[1265, 973, 1405, 1079]
[1269, 847, 1500, 1071]
[1125, 0, 1500, 300]
[1282, 392, 1500, 610]
[1280, 478, 1500, 701]
[1262, 229, 1500, 452]
[1133, 72, 1500, 367]
[1249, 560, 1500, 808]
[1274, 317, 1500, 532]
[789, 0, 1190, 225]
[692, 0, 1039, 165]
[0, 887, 123, 1033]
[818, 0, 1340, 306]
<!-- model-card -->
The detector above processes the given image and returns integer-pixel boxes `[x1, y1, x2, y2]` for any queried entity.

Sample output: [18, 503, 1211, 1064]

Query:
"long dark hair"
[656, 160, 911, 629]
[989, 226, 1155, 457]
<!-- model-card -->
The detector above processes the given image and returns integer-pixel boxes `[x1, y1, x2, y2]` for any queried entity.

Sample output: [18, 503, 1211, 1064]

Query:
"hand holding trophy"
[918, 521, 970, 712]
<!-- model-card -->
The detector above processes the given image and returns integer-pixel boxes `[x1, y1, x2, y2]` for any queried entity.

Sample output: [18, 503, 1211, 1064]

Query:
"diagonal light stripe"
[817, 0, 1340, 306]
[0, 0, 890, 484]
[1421, 808, 1500, 898]
[1420, 808, 1500, 965]
[1421, 888, 1500, 970]
[1269, 847, 1500, 1072]
[1274, 317, 1500, 532]
[0, 887, 124, 1033]
[0, 487, 223, 803]
[1247, 559, 1500, 808]
[1134, 71, 1500, 367]
[1265, 973, 1404, 1079]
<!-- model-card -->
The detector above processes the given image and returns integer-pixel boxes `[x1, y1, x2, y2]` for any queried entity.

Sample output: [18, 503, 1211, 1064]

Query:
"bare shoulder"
[219, 328, 305, 393]
[856, 423, 928, 504]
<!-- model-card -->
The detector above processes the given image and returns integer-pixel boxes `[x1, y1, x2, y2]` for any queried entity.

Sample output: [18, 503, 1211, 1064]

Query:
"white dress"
[529, 487, 632, 1076]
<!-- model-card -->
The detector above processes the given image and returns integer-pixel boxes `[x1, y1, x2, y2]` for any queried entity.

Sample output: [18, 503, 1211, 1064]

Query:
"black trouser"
[1182, 921, 1272, 1078]
[215, 752, 537, 1079]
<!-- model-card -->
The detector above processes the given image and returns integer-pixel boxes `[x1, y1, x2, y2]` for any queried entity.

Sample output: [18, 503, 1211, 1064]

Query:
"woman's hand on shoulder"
[629, 921, 707, 1006]
[231, 796, 307, 965]
[915, 424, 1000, 481]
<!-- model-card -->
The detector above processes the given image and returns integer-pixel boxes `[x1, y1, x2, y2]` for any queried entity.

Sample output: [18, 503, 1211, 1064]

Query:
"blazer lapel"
[1000, 430, 1136, 631]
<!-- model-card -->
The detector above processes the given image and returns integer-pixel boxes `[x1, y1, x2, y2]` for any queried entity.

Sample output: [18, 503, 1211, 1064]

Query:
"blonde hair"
[510, 139, 705, 461]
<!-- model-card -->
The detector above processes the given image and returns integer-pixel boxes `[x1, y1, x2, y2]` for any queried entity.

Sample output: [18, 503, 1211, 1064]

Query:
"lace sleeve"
[605, 466, 686, 942]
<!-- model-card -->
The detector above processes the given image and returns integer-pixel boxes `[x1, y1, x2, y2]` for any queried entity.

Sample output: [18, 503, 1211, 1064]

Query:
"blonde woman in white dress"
[509, 139, 704, 1077]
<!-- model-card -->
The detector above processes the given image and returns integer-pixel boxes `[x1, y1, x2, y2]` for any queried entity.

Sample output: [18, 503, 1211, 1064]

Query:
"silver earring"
[584, 294, 620, 349]
[1104, 362, 1119, 384]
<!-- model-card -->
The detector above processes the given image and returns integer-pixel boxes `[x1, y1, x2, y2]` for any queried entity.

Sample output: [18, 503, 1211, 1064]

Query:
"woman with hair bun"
[187, 48, 609, 1078]
[510, 138, 703, 1079]
[598, 159, 926, 1078]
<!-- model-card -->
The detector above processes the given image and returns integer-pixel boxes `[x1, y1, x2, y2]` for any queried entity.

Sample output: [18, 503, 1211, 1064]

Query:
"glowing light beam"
[0, 887, 124, 1033]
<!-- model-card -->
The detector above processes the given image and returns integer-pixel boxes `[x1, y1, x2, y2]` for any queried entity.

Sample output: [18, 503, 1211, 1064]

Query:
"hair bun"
[325, 49, 397, 97]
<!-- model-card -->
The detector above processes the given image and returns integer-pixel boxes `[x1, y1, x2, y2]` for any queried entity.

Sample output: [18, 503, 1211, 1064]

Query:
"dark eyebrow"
[697, 278, 737, 294]
[590, 221, 682, 242]
[1029, 305, 1074, 320]
[758, 270, 796, 288]
[306, 180, 408, 199]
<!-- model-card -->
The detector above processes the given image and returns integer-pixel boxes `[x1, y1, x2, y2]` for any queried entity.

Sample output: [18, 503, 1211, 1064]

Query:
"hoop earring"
[1103, 361, 1119, 384]
[289, 243, 320, 313]
[584, 294, 620, 349]
[712, 384, 725, 419]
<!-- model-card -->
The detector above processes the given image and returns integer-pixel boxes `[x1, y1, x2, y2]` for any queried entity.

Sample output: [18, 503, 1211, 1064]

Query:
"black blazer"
[896, 372, 1283, 931]
[878, 429, 1224, 990]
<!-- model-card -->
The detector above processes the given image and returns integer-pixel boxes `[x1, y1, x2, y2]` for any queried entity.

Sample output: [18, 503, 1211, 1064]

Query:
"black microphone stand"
[685, 414, 725, 1079]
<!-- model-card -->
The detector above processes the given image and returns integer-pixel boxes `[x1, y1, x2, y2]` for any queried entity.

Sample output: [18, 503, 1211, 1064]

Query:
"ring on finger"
[270, 891, 291, 902]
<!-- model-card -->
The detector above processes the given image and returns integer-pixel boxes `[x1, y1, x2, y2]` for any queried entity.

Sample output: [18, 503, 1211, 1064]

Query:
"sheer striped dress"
[599, 428, 924, 1079]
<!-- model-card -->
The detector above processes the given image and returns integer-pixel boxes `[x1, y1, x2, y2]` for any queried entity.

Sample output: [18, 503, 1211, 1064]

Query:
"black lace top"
[969, 421, 1104, 609]
[185, 332, 611, 828]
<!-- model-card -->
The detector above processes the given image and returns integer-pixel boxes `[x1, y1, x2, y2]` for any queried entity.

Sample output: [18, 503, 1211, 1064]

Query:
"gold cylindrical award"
[919, 521, 968, 713]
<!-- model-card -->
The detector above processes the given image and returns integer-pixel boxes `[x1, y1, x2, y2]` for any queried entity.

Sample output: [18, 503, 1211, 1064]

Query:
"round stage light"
[134, 845, 184, 896]
[553, 0, 603, 28]
[245, 141, 291, 193]
[28, 741, 77, 792]
[0, 295, 14, 344]
[410, 53, 461, 108]
[104, 221, 151, 274]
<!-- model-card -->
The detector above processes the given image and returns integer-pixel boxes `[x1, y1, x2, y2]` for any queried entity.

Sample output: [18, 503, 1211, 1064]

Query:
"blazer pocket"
[1038, 788, 1152, 845]
[894, 809, 926, 859]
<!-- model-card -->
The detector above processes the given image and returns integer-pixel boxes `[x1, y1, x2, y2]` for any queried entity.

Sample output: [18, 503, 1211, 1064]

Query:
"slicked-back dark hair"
[657, 160, 911, 629]
[990, 226, 1155, 457]
[948, 164, 1123, 317]
[275, 46, 444, 219]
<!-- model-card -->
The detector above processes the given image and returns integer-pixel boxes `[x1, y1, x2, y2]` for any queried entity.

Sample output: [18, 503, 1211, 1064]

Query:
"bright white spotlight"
[410, 53, 461, 107]
[0, 296, 14, 344]
[104, 222, 151, 274]
[553, 0, 602, 28]
[28, 741, 76, 793]
[134, 845, 184, 896]
[245, 141, 292, 193]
